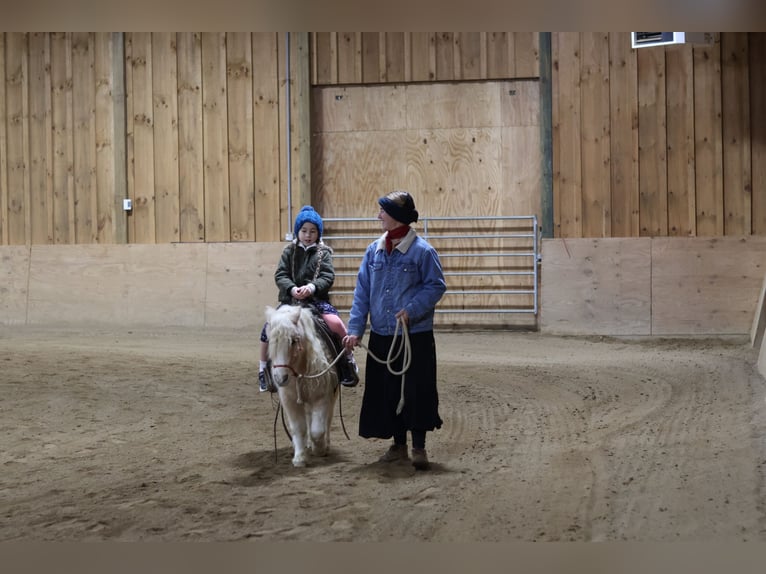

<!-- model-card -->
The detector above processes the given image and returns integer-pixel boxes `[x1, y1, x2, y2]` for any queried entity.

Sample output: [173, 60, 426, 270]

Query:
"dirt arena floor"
[2, 326, 766, 542]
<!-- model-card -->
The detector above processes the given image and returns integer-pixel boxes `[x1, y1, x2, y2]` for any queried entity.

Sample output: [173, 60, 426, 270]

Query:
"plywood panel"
[177, 32, 205, 242]
[502, 80, 539, 127]
[226, 32, 255, 242]
[0, 246, 30, 325]
[665, 45, 695, 237]
[694, 39, 724, 236]
[5, 33, 27, 245]
[205, 242, 284, 328]
[540, 237, 652, 335]
[502, 125, 541, 220]
[405, 127, 503, 217]
[580, 33, 611, 238]
[406, 82, 501, 130]
[751, 33, 766, 235]
[552, 32, 582, 238]
[721, 33, 751, 236]
[27, 244, 207, 326]
[201, 33, 230, 242]
[152, 32, 180, 243]
[252, 32, 281, 242]
[608, 33, 639, 237]
[637, 47, 667, 236]
[313, 130, 407, 219]
[312, 84, 406, 134]
[652, 237, 766, 334]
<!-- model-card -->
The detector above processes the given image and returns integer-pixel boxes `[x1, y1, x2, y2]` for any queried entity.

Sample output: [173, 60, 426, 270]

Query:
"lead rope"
[357, 316, 411, 414]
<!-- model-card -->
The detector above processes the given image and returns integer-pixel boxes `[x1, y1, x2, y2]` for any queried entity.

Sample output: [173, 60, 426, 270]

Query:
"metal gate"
[322, 215, 539, 329]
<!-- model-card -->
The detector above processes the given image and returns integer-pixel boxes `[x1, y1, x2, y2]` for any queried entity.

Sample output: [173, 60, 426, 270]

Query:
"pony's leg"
[278, 388, 309, 467]
[308, 394, 337, 456]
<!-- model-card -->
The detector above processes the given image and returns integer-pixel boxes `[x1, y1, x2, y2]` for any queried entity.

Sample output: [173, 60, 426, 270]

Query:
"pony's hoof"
[292, 457, 307, 468]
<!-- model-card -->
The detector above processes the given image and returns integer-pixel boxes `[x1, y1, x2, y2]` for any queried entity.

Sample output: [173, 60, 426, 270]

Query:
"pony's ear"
[288, 305, 302, 325]
[265, 305, 276, 321]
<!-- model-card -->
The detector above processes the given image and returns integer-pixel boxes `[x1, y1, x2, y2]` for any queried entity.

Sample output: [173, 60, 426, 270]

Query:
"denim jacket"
[347, 228, 446, 337]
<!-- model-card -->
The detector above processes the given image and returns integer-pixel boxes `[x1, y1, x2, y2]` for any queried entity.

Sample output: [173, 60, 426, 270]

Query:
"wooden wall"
[0, 32, 307, 246]
[541, 236, 766, 336]
[311, 32, 540, 84]
[3, 32, 765, 246]
[0, 242, 284, 327]
[553, 32, 766, 239]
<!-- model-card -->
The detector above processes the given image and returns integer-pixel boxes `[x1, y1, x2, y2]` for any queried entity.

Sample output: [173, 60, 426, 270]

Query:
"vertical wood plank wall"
[553, 32, 765, 238]
[1, 32, 765, 245]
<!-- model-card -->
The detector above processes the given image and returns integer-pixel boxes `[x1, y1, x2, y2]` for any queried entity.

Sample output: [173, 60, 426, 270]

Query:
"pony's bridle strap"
[272, 363, 301, 377]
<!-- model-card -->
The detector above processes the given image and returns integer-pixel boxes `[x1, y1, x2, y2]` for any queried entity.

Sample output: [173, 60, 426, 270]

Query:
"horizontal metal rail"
[323, 215, 539, 318]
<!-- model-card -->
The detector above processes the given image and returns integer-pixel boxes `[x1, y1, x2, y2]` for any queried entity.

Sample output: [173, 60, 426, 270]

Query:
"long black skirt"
[358, 330, 443, 439]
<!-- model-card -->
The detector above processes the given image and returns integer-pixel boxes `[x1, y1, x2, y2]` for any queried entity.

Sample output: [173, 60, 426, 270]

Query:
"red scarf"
[385, 225, 411, 254]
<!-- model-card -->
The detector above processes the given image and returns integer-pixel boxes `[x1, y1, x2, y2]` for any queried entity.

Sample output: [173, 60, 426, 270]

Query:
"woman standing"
[343, 191, 446, 470]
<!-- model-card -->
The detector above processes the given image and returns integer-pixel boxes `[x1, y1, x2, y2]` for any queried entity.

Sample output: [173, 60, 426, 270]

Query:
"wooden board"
[226, 32, 255, 242]
[693, 38, 724, 236]
[27, 243, 207, 326]
[27, 33, 53, 245]
[0, 246, 30, 325]
[665, 45, 695, 237]
[751, 271, 766, 348]
[751, 33, 766, 234]
[72, 33, 98, 243]
[721, 33, 751, 236]
[204, 242, 283, 328]
[652, 237, 766, 334]
[152, 32, 180, 243]
[637, 47, 667, 236]
[127, 32, 155, 243]
[11, 242, 286, 328]
[540, 237, 652, 335]
[50, 33, 75, 244]
[5, 33, 27, 245]
[252, 32, 281, 243]
[580, 33, 611, 238]
[176, 33, 205, 242]
[201, 33, 230, 242]
[608, 33, 639, 237]
[0, 34, 6, 245]
[94, 32, 117, 244]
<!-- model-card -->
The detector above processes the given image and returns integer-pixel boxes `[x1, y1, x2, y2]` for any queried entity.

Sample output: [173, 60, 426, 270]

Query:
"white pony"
[264, 304, 340, 467]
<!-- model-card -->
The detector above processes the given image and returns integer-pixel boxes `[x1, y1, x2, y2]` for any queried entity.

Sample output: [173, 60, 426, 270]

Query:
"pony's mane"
[268, 305, 331, 375]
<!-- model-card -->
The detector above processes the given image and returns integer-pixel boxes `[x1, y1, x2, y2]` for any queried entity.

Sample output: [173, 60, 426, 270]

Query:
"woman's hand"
[343, 335, 359, 352]
[395, 309, 410, 325]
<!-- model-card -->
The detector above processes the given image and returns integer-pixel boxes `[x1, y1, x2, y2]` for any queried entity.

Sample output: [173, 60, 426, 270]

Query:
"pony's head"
[264, 305, 328, 387]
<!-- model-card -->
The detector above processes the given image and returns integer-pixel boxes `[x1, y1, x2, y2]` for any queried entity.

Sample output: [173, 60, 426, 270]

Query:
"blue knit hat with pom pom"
[294, 205, 323, 239]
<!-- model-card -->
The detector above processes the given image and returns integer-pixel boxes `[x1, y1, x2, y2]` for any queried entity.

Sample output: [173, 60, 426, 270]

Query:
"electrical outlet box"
[123, 199, 132, 211]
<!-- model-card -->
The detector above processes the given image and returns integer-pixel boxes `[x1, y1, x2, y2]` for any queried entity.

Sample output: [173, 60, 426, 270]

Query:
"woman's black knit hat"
[378, 191, 419, 224]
